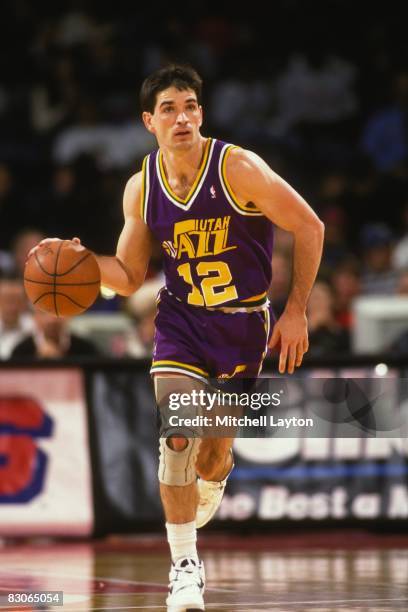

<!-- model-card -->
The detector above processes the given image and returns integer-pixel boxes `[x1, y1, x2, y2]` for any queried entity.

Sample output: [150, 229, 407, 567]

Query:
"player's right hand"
[26, 237, 81, 261]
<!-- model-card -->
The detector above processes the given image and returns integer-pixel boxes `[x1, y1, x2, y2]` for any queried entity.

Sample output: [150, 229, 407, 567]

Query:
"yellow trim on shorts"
[158, 138, 212, 205]
[151, 360, 209, 377]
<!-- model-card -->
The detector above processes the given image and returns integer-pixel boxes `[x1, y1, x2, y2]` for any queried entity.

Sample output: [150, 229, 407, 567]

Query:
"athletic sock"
[166, 521, 199, 563]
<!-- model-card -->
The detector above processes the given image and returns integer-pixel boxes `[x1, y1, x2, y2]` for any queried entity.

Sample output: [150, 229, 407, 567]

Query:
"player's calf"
[195, 438, 233, 482]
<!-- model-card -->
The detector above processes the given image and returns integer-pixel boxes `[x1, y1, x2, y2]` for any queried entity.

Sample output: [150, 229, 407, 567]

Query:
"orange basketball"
[24, 240, 101, 317]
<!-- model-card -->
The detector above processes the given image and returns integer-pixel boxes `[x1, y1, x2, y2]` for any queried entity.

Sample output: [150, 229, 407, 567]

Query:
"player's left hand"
[268, 308, 309, 374]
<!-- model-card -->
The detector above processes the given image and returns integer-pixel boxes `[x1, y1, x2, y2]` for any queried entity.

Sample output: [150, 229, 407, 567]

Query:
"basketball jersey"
[141, 138, 274, 311]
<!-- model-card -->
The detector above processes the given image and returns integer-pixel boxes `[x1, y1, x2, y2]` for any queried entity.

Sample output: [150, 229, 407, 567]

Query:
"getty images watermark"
[167, 388, 314, 430]
[157, 376, 408, 438]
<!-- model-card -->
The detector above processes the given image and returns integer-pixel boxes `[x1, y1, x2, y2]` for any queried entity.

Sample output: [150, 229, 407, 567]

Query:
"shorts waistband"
[165, 289, 269, 314]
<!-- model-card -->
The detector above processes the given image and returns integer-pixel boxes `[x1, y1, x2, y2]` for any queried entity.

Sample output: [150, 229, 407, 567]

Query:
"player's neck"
[160, 136, 208, 184]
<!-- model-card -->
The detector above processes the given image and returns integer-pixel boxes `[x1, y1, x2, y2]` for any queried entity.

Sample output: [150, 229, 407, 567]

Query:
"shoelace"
[170, 559, 201, 580]
[169, 560, 203, 591]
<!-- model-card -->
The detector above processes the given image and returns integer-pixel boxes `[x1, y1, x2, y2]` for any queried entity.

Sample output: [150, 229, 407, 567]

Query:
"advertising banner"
[218, 367, 408, 522]
[0, 368, 93, 535]
[1, 362, 407, 534]
[89, 366, 408, 527]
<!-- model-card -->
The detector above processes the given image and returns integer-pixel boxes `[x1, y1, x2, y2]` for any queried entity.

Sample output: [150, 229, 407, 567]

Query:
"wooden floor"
[0, 531, 407, 611]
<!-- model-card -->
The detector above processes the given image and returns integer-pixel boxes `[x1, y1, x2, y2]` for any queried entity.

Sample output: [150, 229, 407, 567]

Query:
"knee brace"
[158, 436, 201, 486]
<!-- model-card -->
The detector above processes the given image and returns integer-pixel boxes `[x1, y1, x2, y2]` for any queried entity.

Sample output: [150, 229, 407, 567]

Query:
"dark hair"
[140, 64, 203, 113]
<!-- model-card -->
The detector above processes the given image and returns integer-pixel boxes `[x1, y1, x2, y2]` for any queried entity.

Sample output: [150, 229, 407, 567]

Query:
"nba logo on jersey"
[210, 185, 216, 199]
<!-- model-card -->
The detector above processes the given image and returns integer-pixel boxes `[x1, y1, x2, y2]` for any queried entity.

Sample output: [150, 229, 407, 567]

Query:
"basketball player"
[30, 65, 324, 611]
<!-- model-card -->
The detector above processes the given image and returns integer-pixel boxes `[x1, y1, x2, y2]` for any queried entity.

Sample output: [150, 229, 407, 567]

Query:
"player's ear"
[142, 112, 155, 134]
[198, 105, 203, 128]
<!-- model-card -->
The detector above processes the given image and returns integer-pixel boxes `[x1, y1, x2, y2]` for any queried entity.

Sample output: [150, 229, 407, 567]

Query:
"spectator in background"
[387, 268, 408, 355]
[331, 262, 361, 330]
[53, 99, 155, 170]
[0, 274, 33, 359]
[0, 164, 25, 254]
[270, 50, 357, 138]
[360, 223, 399, 295]
[126, 275, 164, 357]
[320, 205, 350, 270]
[361, 72, 408, 174]
[397, 268, 408, 295]
[10, 229, 46, 278]
[0, 164, 15, 273]
[11, 308, 100, 359]
[306, 280, 350, 357]
[393, 201, 408, 270]
[268, 250, 291, 319]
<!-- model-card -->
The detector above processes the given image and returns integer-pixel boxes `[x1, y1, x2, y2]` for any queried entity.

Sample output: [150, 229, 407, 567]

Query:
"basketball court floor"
[0, 531, 407, 611]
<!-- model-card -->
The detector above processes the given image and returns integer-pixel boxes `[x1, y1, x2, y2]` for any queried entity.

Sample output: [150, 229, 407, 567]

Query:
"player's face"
[143, 87, 203, 150]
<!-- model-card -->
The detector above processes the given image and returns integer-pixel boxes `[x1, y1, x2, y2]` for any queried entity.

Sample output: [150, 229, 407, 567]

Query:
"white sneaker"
[196, 450, 234, 529]
[166, 557, 205, 612]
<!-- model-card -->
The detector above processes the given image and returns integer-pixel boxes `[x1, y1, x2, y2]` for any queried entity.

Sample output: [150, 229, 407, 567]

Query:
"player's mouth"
[174, 130, 191, 137]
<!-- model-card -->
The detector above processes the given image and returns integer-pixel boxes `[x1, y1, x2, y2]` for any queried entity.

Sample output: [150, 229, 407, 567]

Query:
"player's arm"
[94, 172, 153, 296]
[28, 172, 152, 297]
[225, 148, 325, 374]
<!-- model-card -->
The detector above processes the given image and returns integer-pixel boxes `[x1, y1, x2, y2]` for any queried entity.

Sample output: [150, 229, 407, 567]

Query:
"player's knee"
[167, 436, 189, 452]
[158, 436, 201, 486]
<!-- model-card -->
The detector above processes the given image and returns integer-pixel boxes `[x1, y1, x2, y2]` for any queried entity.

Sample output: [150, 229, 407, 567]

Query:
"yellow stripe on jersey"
[220, 145, 263, 216]
[241, 291, 267, 303]
[140, 155, 149, 222]
[158, 138, 212, 205]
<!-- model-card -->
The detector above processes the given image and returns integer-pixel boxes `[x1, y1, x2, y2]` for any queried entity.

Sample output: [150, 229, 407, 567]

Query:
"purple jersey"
[141, 138, 273, 310]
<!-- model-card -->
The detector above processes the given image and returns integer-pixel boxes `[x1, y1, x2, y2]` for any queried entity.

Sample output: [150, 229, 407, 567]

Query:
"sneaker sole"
[167, 607, 204, 612]
[167, 597, 205, 611]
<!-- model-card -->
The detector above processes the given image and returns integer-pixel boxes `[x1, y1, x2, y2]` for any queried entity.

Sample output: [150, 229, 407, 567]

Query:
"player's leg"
[195, 437, 234, 530]
[195, 306, 273, 529]
[155, 373, 205, 611]
[196, 437, 234, 481]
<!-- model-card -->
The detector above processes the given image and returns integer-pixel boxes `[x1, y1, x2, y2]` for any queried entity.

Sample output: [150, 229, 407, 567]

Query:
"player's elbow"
[315, 218, 325, 241]
[308, 216, 325, 246]
[114, 256, 144, 296]
[119, 276, 143, 297]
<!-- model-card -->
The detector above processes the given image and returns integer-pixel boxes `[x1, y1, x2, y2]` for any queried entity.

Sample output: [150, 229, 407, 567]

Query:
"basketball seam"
[57, 251, 94, 276]
[54, 240, 65, 316]
[24, 279, 100, 286]
[34, 251, 54, 276]
[32, 249, 95, 277]
[33, 291, 87, 310]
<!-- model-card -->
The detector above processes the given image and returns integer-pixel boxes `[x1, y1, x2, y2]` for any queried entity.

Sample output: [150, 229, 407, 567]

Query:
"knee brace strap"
[158, 436, 201, 486]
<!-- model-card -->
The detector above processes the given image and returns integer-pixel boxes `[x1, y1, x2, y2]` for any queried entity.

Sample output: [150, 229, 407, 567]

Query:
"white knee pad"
[158, 437, 201, 486]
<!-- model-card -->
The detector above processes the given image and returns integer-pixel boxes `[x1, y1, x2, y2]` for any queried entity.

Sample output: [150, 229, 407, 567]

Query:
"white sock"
[166, 521, 198, 563]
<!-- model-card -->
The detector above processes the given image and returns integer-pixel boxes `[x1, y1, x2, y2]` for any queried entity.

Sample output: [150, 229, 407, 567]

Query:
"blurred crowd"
[1, 2, 408, 360]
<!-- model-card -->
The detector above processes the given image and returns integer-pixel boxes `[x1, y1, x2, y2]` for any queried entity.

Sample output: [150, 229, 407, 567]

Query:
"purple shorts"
[150, 289, 273, 383]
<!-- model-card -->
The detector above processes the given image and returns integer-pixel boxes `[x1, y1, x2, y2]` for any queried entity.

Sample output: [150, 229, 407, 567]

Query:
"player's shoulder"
[225, 146, 270, 182]
[125, 170, 143, 193]
[123, 170, 143, 217]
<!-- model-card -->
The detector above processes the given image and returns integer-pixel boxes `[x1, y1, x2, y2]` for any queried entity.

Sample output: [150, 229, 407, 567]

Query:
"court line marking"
[6, 569, 235, 593]
[14, 597, 407, 611]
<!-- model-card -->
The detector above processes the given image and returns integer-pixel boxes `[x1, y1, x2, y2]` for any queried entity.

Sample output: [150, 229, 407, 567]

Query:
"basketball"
[24, 240, 101, 317]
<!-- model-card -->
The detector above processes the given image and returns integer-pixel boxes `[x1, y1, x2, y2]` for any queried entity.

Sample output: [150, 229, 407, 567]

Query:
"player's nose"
[176, 111, 188, 124]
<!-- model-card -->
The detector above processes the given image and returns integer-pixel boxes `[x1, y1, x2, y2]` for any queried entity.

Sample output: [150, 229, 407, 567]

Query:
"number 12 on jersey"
[177, 261, 238, 307]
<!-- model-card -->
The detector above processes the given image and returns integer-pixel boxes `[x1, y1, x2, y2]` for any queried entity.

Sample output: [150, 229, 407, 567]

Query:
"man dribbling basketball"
[29, 64, 324, 612]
